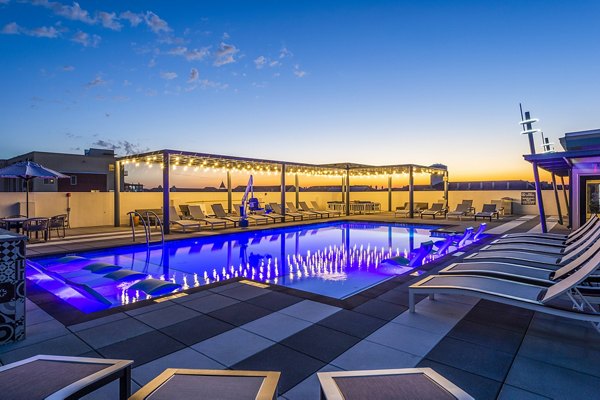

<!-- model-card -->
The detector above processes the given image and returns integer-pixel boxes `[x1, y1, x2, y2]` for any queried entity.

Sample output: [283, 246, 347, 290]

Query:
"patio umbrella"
[0, 161, 70, 218]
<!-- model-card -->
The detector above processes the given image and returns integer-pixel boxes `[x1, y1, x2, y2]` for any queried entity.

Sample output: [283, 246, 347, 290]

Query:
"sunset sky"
[1, 1, 600, 185]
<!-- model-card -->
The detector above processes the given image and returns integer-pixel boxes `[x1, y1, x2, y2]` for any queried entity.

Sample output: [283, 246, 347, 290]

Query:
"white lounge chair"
[210, 204, 240, 227]
[187, 205, 230, 230]
[409, 248, 600, 331]
[168, 206, 202, 232]
[270, 203, 303, 221]
[299, 201, 329, 218]
[495, 215, 598, 246]
[233, 204, 270, 225]
[312, 201, 341, 217]
[446, 203, 470, 220]
[287, 202, 319, 219]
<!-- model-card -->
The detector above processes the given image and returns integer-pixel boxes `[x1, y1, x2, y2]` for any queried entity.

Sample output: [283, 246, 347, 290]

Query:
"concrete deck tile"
[283, 364, 342, 400]
[192, 328, 275, 367]
[180, 292, 239, 313]
[497, 384, 551, 400]
[277, 300, 341, 323]
[75, 317, 154, 348]
[68, 312, 130, 332]
[241, 312, 312, 342]
[330, 340, 420, 371]
[0, 334, 93, 364]
[506, 356, 600, 399]
[365, 322, 444, 357]
[132, 347, 225, 386]
[218, 284, 270, 301]
[132, 303, 200, 329]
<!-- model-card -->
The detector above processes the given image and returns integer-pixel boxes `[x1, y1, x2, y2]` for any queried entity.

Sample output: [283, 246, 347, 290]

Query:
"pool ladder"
[127, 211, 165, 246]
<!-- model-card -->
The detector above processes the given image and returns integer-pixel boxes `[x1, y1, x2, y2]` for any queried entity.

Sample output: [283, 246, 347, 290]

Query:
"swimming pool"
[27, 221, 473, 313]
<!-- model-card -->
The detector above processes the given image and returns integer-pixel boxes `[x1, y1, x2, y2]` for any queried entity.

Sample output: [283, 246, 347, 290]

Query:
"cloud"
[86, 75, 106, 88]
[120, 11, 143, 27]
[279, 47, 292, 59]
[97, 11, 121, 30]
[188, 68, 199, 83]
[123, 79, 132, 86]
[0, 0, 10, 4]
[144, 11, 170, 34]
[148, 58, 156, 68]
[222, 32, 230, 39]
[71, 31, 101, 47]
[167, 46, 187, 56]
[254, 56, 267, 69]
[62, 65, 75, 71]
[160, 71, 177, 80]
[184, 47, 209, 61]
[293, 64, 306, 78]
[53, 1, 95, 24]
[1, 22, 59, 38]
[92, 139, 149, 155]
[214, 42, 239, 67]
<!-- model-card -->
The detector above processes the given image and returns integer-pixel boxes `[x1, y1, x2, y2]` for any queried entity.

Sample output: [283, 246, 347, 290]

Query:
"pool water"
[27, 222, 465, 313]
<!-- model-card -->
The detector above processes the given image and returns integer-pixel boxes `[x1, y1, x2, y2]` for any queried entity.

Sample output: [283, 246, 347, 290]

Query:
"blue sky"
[1, 0, 600, 182]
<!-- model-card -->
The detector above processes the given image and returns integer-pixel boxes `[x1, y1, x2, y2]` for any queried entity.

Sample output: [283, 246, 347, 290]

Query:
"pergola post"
[551, 173, 563, 225]
[408, 165, 414, 218]
[227, 170, 232, 213]
[345, 168, 350, 216]
[560, 175, 570, 210]
[387, 175, 392, 212]
[280, 163, 286, 218]
[295, 173, 299, 208]
[113, 160, 120, 227]
[443, 170, 449, 208]
[163, 152, 171, 234]
[532, 161, 548, 232]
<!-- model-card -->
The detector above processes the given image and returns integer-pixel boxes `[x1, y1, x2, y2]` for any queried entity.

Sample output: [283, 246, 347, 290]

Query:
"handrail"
[127, 211, 150, 244]
[143, 211, 165, 245]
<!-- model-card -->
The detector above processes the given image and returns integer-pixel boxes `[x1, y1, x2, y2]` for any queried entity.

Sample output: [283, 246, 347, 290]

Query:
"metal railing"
[127, 211, 164, 246]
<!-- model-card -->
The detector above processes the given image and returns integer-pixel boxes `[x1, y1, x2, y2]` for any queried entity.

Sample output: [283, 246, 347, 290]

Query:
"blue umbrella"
[0, 161, 70, 218]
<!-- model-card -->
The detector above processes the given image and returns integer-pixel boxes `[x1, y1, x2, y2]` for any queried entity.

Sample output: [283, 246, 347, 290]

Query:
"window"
[43, 178, 55, 185]
[70, 176, 77, 186]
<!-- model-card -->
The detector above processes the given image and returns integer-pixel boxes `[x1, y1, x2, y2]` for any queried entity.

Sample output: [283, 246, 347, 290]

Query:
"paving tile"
[180, 293, 239, 313]
[192, 328, 275, 367]
[97, 330, 186, 367]
[278, 300, 341, 323]
[376, 288, 423, 306]
[497, 384, 551, 400]
[527, 313, 600, 351]
[281, 325, 360, 363]
[330, 340, 420, 371]
[0, 319, 69, 353]
[425, 337, 514, 382]
[517, 334, 600, 377]
[448, 319, 524, 355]
[391, 299, 472, 335]
[417, 359, 502, 400]
[245, 291, 303, 311]
[0, 334, 93, 364]
[316, 310, 387, 339]
[81, 379, 141, 400]
[218, 284, 270, 301]
[169, 289, 213, 304]
[464, 301, 533, 334]
[160, 314, 235, 346]
[26, 307, 55, 326]
[506, 356, 600, 399]
[282, 364, 342, 400]
[365, 322, 443, 357]
[232, 344, 325, 393]
[352, 298, 407, 321]
[123, 300, 174, 317]
[68, 312, 130, 332]
[75, 317, 154, 348]
[241, 312, 312, 342]
[132, 303, 200, 329]
[209, 281, 243, 293]
[208, 302, 272, 326]
[132, 347, 225, 386]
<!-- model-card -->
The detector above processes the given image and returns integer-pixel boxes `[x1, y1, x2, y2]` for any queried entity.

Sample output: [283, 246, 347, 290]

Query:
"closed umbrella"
[0, 161, 70, 218]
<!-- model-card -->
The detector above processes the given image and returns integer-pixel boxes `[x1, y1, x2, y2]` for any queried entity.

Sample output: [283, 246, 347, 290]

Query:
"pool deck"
[3, 213, 598, 399]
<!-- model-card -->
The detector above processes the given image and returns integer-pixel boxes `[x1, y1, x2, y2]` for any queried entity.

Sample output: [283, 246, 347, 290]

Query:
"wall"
[0, 189, 568, 228]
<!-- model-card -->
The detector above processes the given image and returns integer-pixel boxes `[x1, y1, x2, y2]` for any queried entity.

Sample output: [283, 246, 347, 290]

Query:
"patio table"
[318, 368, 474, 400]
[0, 216, 28, 233]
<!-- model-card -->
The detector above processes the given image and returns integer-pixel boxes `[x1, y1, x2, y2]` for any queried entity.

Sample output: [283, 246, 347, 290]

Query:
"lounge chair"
[478, 221, 600, 256]
[420, 203, 446, 219]
[312, 201, 341, 216]
[233, 204, 270, 225]
[287, 202, 319, 219]
[299, 201, 329, 218]
[130, 369, 280, 400]
[394, 202, 409, 217]
[495, 215, 599, 246]
[0, 355, 133, 400]
[186, 205, 228, 230]
[409, 248, 600, 331]
[210, 204, 239, 227]
[474, 204, 498, 221]
[446, 203, 470, 220]
[439, 236, 600, 288]
[270, 203, 303, 221]
[396, 202, 428, 218]
[318, 368, 474, 400]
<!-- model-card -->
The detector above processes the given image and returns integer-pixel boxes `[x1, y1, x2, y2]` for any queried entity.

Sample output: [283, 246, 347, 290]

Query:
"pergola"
[114, 149, 448, 233]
